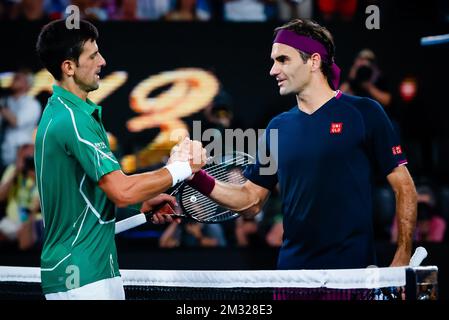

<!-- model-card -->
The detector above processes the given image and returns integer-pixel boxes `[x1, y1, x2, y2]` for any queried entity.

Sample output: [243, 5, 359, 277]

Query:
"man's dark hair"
[36, 19, 99, 81]
[274, 19, 336, 88]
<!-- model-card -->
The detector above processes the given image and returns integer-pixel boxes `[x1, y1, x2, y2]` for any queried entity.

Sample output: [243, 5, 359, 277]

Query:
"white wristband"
[165, 161, 192, 186]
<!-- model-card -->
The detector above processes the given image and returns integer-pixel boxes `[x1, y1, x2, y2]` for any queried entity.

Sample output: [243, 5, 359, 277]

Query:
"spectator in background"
[0, 143, 41, 250]
[69, 0, 109, 20]
[392, 185, 446, 243]
[164, 0, 210, 21]
[8, 0, 49, 22]
[277, 0, 313, 21]
[265, 214, 283, 247]
[114, 0, 138, 20]
[223, 0, 267, 21]
[44, 0, 114, 20]
[234, 215, 265, 247]
[137, 0, 171, 20]
[43, 0, 70, 20]
[0, 69, 41, 172]
[340, 49, 392, 108]
[317, 0, 358, 22]
[159, 220, 227, 248]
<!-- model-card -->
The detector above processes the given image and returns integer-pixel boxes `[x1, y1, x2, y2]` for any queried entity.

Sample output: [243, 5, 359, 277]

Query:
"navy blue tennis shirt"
[244, 92, 407, 269]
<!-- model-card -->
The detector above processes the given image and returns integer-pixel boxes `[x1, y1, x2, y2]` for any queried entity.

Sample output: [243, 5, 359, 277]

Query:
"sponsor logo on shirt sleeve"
[392, 145, 402, 155]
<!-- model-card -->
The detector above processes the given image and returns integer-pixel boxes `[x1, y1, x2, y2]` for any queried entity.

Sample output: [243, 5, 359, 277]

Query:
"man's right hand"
[188, 140, 207, 173]
[168, 138, 191, 164]
[169, 138, 207, 173]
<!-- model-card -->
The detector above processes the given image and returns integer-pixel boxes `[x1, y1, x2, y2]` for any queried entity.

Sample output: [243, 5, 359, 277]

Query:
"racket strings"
[182, 160, 248, 199]
[182, 195, 232, 217]
[204, 162, 249, 181]
[181, 155, 250, 200]
[181, 166, 247, 196]
[183, 197, 235, 221]
[178, 152, 254, 223]
[181, 156, 250, 222]
[169, 154, 249, 197]
[203, 155, 250, 177]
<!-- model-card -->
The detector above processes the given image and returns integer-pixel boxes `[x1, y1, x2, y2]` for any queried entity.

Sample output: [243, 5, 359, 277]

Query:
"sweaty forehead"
[81, 39, 98, 55]
[271, 43, 299, 59]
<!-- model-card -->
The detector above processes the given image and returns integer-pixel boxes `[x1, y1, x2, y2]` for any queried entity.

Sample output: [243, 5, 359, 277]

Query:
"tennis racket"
[115, 151, 254, 234]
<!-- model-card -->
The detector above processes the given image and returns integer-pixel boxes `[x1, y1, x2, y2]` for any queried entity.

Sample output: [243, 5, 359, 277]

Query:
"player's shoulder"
[339, 93, 384, 113]
[51, 95, 93, 122]
[340, 94, 393, 134]
[267, 106, 299, 128]
[43, 96, 90, 133]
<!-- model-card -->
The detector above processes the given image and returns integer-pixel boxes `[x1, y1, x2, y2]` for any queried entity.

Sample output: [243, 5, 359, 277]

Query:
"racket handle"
[115, 203, 177, 234]
[409, 246, 428, 267]
[115, 213, 147, 234]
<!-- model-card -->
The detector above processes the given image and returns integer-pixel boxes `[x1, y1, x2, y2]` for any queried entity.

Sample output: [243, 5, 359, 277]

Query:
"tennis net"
[0, 266, 438, 300]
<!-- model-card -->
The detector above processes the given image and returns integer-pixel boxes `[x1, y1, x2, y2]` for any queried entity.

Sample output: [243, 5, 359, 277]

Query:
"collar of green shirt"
[52, 84, 102, 120]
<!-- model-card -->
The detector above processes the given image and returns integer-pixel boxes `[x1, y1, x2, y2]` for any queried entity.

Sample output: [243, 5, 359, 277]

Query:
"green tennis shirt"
[35, 85, 121, 294]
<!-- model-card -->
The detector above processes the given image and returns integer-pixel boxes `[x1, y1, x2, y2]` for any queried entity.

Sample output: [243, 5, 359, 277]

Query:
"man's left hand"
[140, 194, 180, 224]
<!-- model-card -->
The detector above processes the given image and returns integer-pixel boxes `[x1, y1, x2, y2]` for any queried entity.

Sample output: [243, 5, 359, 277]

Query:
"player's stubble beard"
[74, 72, 99, 93]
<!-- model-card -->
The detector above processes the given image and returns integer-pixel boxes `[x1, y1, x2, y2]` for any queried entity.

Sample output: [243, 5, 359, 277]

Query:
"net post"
[405, 267, 439, 300]
[405, 268, 417, 300]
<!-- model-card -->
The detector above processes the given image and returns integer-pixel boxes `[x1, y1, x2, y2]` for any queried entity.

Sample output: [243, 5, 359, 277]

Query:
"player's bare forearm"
[100, 140, 206, 208]
[387, 166, 417, 266]
[209, 180, 270, 218]
[99, 169, 173, 207]
[392, 186, 417, 264]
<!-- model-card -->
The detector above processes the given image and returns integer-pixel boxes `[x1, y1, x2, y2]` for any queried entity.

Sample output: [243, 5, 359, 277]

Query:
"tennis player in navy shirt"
[186, 19, 417, 269]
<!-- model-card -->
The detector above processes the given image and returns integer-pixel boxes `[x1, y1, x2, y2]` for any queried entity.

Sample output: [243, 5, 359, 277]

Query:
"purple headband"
[274, 29, 340, 90]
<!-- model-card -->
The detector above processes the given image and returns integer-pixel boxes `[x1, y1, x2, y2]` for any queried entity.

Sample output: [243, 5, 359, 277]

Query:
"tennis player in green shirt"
[35, 19, 206, 299]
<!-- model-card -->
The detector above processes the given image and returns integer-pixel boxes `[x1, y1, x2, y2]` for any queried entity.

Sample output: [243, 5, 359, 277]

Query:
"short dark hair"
[274, 19, 336, 88]
[36, 19, 99, 81]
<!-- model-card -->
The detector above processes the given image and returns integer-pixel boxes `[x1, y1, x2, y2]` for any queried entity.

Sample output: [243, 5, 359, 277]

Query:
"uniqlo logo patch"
[330, 122, 343, 134]
[392, 145, 402, 155]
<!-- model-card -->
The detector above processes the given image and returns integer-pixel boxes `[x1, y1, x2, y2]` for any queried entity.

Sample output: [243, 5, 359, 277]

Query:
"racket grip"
[115, 213, 147, 234]
[187, 170, 215, 196]
[409, 246, 428, 267]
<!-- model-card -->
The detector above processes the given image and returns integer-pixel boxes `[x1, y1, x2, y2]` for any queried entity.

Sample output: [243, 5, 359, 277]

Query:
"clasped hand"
[168, 137, 207, 173]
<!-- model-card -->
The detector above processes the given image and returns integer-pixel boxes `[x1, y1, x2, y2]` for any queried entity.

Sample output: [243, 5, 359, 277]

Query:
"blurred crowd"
[0, 69, 42, 251]
[0, 0, 368, 23]
[1, 0, 447, 23]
